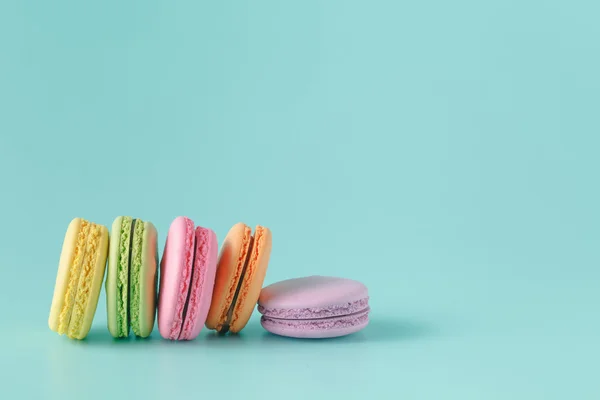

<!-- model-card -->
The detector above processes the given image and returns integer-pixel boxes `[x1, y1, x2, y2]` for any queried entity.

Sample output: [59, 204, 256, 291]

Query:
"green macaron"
[106, 216, 158, 338]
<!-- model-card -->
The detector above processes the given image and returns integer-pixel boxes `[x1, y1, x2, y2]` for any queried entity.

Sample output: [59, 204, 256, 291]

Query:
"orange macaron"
[205, 223, 272, 334]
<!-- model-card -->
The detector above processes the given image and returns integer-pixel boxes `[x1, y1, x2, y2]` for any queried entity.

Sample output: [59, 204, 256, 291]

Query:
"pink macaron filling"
[178, 227, 217, 340]
[167, 217, 195, 339]
[158, 217, 218, 341]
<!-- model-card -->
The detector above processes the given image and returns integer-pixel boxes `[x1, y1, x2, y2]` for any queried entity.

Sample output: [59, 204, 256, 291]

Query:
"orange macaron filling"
[206, 223, 272, 334]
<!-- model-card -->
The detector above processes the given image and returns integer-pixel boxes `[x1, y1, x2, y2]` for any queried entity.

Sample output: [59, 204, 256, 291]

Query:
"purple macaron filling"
[258, 297, 369, 320]
[261, 308, 370, 331]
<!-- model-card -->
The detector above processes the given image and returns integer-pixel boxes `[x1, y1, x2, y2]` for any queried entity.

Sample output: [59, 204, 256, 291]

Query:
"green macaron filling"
[107, 216, 155, 339]
[116, 217, 134, 337]
[129, 220, 144, 336]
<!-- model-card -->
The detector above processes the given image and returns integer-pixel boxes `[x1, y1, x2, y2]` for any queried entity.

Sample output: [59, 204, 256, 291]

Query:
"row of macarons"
[49, 216, 370, 341]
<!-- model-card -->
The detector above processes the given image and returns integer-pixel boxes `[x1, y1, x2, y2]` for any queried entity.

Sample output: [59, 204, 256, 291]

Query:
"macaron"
[106, 216, 158, 338]
[258, 276, 370, 339]
[205, 223, 272, 334]
[49, 218, 109, 339]
[158, 217, 218, 340]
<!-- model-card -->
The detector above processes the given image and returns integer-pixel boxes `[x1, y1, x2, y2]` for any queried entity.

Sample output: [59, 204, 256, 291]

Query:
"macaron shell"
[230, 225, 272, 333]
[136, 221, 158, 338]
[178, 227, 218, 340]
[260, 310, 369, 339]
[258, 276, 368, 310]
[49, 218, 83, 332]
[205, 223, 252, 331]
[157, 217, 194, 340]
[106, 217, 124, 337]
[257, 275, 369, 339]
[69, 224, 109, 339]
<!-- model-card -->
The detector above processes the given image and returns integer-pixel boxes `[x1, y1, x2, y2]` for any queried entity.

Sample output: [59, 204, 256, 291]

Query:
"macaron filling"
[56, 221, 104, 338]
[178, 227, 214, 340]
[129, 220, 145, 336]
[219, 236, 255, 334]
[125, 219, 136, 333]
[113, 217, 147, 337]
[68, 224, 104, 338]
[62, 222, 103, 338]
[116, 217, 134, 337]
[261, 307, 370, 330]
[178, 233, 198, 339]
[57, 220, 91, 335]
[258, 298, 370, 320]
[166, 218, 195, 339]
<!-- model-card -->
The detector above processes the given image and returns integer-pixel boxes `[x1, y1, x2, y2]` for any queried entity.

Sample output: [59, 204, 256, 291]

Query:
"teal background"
[1, 1, 598, 398]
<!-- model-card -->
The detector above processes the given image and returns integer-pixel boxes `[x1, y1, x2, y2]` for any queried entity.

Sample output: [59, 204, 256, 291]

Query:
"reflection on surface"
[363, 317, 438, 342]
[34, 314, 439, 399]
[49, 315, 437, 347]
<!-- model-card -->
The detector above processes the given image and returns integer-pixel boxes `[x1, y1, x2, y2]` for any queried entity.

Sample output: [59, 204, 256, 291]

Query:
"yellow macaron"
[48, 218, 109, 339]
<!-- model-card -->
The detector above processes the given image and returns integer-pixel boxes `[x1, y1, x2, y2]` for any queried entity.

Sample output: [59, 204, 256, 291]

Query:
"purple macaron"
[257, 276, 370, 338]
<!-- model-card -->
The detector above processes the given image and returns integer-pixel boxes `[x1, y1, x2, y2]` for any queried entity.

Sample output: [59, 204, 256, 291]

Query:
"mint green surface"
[1, 1, 599, 399]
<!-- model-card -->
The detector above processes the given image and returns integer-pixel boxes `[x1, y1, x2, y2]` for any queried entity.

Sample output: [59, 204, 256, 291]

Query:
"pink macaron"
[258, 276, 370, 339]
[158, 216, 218, 340]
